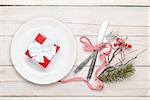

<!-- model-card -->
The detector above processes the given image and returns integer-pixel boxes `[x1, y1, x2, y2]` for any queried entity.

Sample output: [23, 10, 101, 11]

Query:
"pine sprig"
[98, 64, 135, 83]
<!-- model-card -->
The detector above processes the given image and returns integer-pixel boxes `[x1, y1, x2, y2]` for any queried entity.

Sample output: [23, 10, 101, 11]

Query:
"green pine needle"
[98, 64, 135, 83]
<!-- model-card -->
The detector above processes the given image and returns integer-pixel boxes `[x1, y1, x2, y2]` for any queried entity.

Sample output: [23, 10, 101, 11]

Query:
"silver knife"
[87, 19, 109, 80]
[74, 19, 109, 74]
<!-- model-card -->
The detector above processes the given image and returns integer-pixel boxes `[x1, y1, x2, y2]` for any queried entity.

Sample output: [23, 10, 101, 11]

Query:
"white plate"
[11, 17, 77, 84]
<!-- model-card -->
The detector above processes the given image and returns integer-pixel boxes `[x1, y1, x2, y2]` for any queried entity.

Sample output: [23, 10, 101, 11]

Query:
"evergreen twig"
[98, 64, 135, 83]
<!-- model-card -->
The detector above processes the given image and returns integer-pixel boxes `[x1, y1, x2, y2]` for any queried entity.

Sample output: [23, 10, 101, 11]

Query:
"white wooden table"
[0, 0, 149, 100]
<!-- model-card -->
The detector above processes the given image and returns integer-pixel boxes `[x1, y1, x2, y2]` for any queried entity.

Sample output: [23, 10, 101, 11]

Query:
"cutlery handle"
[87, 51, 98, 80]
[74, 52, 95, 73]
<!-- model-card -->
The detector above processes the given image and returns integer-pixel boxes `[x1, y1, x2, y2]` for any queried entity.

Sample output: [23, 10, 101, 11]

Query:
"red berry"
[116, 38, 120, 41]
[124, 43, 127, 46]
[114, 43, 118, 47]
[127, 44, 132, 48]
[118, 42, 122, 46]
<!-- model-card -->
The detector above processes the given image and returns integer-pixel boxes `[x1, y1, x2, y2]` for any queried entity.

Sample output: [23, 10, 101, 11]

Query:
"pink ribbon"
[59, 36, 112, 91]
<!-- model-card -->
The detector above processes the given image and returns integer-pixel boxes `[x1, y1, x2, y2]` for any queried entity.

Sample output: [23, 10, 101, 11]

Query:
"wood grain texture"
[0, 97, 150, 100]
[0, 35, 149, 96]
[0, 81, 149, 96]
[0, 0, 149, 6]
[0, 7, 148, 26]
[0, 3, 149, 99]
[0, 66, 149, 82]
[0, 65, 149, 97]
[0, 23, 149, 36]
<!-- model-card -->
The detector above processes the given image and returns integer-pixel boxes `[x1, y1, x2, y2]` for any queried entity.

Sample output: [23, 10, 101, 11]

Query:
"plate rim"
[11, 17, 77, 84]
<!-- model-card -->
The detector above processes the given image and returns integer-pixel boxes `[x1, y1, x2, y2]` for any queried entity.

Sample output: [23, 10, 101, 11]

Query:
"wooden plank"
[0, 6, 148, 26]
[0, 66, 149, 96]
[0, 97, 150, 100]
[0, 81, 148, 96]
[148, 8, 150, 26]
[0, 5, 149, 98]
[0, 66, 148, 82]
[0, 36, 148, 65]
[0, 22, 149, 36]
[0, 0, 149, 6]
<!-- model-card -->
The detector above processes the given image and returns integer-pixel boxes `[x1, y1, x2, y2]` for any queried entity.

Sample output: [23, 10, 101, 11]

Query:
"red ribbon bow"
[60, 36, 112, 91]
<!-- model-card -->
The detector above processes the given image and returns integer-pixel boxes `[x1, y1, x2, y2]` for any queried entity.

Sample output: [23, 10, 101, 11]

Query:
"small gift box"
[25, 33, 60, 68]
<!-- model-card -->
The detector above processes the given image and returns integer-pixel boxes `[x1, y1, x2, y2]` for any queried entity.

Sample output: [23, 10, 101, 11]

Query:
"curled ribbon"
[29, 39, 56, 63]
[59, 36, 112, 91]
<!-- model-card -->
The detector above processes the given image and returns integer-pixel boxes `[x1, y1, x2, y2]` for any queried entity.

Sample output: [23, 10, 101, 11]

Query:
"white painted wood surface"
[0, 97, 150, 100]
[0, 0, 149, 6]
[0, 1, 149, 100]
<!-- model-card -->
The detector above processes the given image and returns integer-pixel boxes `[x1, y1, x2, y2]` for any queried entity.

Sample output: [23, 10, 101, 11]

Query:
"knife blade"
[86, 19, 109, 80]
[97, 19, 109, 44]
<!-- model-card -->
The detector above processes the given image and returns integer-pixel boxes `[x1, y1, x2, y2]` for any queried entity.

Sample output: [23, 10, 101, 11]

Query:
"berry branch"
[98, 36, 146, 83]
